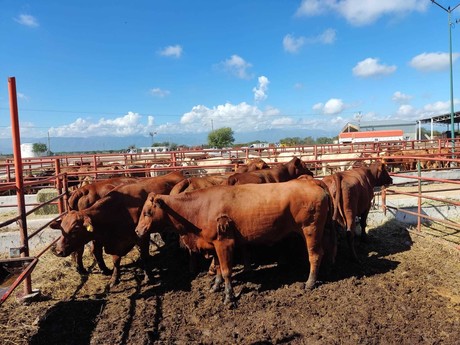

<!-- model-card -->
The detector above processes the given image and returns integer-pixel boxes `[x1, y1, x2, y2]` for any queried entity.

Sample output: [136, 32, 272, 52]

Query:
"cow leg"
[91, 241, 112, 275]
[359, 211, 370, 243]
[109, 255, 122, 287]
[208, 256, 218, 276]
[241, 245, 252, 273]
[344, 208, 360, 262]
[138, 237, 155, 283]
[210, 255, 223, 292]
[213, 241, 235, 305]
[73, 246, 88, 275]
[303, 225, 324, 290]
[346, 230, 358, 261]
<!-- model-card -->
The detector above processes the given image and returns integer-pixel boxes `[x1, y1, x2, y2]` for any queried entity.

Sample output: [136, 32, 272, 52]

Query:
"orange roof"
[339, 130, 403, 139]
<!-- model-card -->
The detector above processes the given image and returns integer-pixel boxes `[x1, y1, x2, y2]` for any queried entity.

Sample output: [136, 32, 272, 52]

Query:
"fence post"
[54, 158, 65, 214]
[8, 76, 32, 296]
[417, 160, 422, 232]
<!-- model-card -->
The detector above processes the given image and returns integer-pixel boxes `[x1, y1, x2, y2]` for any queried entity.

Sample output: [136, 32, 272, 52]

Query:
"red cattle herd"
[50, 157, 392, 305]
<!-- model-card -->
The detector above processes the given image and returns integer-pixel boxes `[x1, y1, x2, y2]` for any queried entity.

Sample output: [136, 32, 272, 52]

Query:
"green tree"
[32, 143, 48, 156]
[316, 136, 335, 144]
[207, 127, 235, 148]
[302, 136, 315, 145]
[280, 137, 302, 146]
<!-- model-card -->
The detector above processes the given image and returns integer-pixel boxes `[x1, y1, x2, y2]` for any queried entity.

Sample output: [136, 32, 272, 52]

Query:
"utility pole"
[431, 1, 460, 154]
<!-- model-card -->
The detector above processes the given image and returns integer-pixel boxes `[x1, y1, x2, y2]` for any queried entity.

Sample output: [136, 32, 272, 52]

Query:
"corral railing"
[2, 145, 460, 305]
[379, 156, 460, 248]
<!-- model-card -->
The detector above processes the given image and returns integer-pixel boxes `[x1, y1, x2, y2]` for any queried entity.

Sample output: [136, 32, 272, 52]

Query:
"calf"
[135, 178, 335, 305]
[322, 161, 393, 261]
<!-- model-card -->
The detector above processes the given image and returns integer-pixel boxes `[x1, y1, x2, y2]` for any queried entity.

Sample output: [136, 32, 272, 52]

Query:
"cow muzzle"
[51, 244, 65, 257]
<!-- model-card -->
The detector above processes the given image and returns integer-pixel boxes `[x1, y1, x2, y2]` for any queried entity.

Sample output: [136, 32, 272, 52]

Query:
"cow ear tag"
[86, 224, 94, 232]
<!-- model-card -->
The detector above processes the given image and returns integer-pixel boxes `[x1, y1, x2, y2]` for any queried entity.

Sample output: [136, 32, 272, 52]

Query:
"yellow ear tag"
[86, 224, 93, 232]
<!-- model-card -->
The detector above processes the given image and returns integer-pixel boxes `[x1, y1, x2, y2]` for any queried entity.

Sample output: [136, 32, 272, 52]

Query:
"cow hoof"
[225, 299, 237, 309]
[77, 268, 89, 275]
[109, 279, 120, 288]
[305, 280, 316, 290]
[102, 269, 113, 276]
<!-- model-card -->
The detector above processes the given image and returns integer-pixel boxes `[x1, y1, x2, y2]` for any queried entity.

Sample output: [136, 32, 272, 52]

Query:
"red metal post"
[54, 158, 65, 214]
[8, 77, 32, 295]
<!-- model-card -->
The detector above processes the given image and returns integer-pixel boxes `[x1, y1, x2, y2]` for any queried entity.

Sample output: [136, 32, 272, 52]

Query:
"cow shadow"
[231, 219, 413, 292]
[135, 233, 195, 298]
[29, 299, 106, 345]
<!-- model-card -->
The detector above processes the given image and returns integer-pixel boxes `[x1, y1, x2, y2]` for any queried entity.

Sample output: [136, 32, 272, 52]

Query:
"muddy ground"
[1, 220, 459, 345]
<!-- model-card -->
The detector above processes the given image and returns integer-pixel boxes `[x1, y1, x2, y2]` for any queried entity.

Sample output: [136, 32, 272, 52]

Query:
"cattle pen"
[1, 142, 460, 344]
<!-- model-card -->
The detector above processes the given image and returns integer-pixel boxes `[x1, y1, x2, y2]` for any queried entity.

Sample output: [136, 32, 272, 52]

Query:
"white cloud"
[17, 93, 29, 101]
[218, 55, 253, 79]
[253, 76, 270, 102]
[396, 104, 415, 116]
[158, 45, 183, 58]
[283, 29, 336, 53]
[176, 102, 302, 132]
[313, 98, 345, 115]
[14, 14, 39, 27]
[48, 112, 154, 137]
[150, 88, 171, 98]
[352, 58, 396, 77]
[409, 52, 459, 72]
[283, 34, 306, 53]
[316, 28, 337, 44]
[392, 91, 412, 104]
[295, 0, 429, 26]
[272, 117, 295, 126]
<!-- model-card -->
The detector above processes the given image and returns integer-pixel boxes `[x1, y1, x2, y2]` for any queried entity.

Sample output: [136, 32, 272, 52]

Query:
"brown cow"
[322, 161, 393, 261]
[170, 175, 229, 194]
[135, 178, 335, 305]
[51, 171, 186, 287]
[66, 177, 140, 275]
[226, 157, 313, 185]
[235, 158, 270, 173]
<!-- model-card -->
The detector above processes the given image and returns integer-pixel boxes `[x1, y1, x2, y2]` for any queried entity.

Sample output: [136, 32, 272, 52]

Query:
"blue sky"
[1, 0, 460, 144]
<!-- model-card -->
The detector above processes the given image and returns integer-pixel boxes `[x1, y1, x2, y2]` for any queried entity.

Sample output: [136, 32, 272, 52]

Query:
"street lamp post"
[431, 1, 460, 153]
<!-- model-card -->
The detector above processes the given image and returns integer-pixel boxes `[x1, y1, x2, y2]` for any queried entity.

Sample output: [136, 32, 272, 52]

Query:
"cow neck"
[84, 194, 127, 225]
[160, 195, 201, 235]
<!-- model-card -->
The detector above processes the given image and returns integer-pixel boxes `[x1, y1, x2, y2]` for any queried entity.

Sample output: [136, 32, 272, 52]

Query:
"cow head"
[371, 161, 393, 186]
[291, 157, 314, 177]
[50, 210, 94, 257]
[135, 192, 165, 239]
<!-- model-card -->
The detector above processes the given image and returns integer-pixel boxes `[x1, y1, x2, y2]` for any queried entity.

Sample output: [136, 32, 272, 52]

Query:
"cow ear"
[155, 197, 165, 208]
[83, 215, 93, 232]
[49, 219, 62, 229]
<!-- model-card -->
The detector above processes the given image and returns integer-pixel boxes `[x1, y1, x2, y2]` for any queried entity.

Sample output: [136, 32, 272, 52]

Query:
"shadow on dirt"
[29, 299, 106, 345]
[130, 219, 413, 298]
[231, 219, 412, 293]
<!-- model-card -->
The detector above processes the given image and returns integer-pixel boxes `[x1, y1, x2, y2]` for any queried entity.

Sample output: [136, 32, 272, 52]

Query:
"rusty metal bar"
[27, 214, 63, 240]
[8, 76, 32, 295]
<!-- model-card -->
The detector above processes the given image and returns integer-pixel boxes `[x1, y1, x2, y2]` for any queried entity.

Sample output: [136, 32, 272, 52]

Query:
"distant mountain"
[0, 128, 336, 155]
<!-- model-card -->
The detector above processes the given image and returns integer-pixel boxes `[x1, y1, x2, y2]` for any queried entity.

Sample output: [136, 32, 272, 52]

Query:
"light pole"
[431, 1, 460, 153]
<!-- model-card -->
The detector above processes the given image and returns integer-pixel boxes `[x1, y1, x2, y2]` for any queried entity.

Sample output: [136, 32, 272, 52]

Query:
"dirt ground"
[1, 219, 459, 345]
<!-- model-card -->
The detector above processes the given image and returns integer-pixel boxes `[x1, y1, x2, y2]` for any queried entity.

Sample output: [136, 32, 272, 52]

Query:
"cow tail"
[332, 173, 345, 227]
